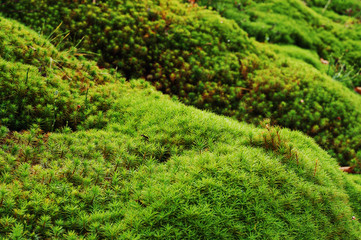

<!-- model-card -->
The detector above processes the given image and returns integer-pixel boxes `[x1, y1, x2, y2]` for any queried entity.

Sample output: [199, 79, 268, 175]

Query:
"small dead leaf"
[320, 58, 329, 65]
[355, 87, 361, 95]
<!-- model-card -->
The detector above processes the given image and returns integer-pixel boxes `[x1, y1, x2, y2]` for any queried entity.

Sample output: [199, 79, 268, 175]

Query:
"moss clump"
[0, 17, 123, 132]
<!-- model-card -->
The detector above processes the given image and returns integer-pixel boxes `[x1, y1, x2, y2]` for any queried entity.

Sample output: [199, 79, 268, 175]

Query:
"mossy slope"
[1, 15, 361, 239]
[2, 0, 361, 167]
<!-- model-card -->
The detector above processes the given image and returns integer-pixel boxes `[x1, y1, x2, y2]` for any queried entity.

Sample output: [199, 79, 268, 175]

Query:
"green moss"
[1, 9, 361, 239]
[197, 0, 361, 80]
[269, 44, 324, 70]
[306, 0, 361, 18]
[2, 0, 361, 167]
[0, 17, 123, 132]
[1, 76, 361, 238]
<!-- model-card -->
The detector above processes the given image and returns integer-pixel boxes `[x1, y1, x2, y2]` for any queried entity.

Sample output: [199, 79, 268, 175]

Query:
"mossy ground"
[1, 1, 361, 239]
[2, 87, 361, 238]
[2, 0, 361, 167]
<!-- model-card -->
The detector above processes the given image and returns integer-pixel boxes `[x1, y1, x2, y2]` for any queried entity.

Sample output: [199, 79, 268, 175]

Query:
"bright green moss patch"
[1, 85, 361, 239]
[345, 174, 361, 219]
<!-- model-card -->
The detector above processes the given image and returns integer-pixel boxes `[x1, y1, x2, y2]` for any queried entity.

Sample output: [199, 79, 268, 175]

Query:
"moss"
[1, 8, 361, 239]
[2, 0, 361, 167]
[198, 0, 361, 80]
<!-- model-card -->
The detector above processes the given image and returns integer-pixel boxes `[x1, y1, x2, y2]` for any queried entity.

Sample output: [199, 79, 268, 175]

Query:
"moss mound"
[3, 95, 361, 239]
[0, 0, 361, 169]
[3, 0, 361, 167]
[1, 14, 361, 239]
[0, 16, 123, 132]
[197, 0, 361, 85]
